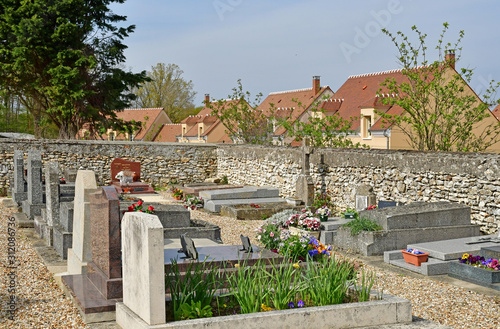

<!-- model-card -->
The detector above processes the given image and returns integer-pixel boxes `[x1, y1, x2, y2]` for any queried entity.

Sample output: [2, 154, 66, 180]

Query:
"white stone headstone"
[121, 212, 165, 325]
[67, 170, 97, 275]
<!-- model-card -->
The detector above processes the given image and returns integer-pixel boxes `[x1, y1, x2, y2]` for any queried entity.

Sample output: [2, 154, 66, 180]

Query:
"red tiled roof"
[115, 108, 166, 140]
[329, 69, 408, 130]
[257, 86, 332, 136]
[154, 124, 182, 142]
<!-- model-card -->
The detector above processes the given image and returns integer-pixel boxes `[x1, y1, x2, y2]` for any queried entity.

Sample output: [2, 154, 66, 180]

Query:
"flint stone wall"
[0, 140, 499, 234]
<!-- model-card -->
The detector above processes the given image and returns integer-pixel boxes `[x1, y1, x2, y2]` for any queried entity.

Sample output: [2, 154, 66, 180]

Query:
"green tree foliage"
[0, 0, 147, 139]
[277, 99, 366, 148]
[209, 79, 274, 144]
[132, 63, 197, 123]
[379, 23, 500, 152]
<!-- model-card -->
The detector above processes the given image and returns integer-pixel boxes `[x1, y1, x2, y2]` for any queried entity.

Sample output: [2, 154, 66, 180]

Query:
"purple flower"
[288, 302, 295, 308]
[297, 300, 304, 308]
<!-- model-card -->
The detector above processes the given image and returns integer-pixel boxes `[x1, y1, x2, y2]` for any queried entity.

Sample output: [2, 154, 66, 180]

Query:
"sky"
[110, 0, 500, 107]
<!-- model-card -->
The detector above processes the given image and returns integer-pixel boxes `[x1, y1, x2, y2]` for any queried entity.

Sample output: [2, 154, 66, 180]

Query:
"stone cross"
[296, 146, 314, 206]
[12, 150, 27, 204]
[67, 170, 97, 275]
[301, 146, 312, 175]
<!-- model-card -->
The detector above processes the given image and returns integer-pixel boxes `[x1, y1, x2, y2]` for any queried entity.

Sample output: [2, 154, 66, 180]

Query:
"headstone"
[111, 158, 141, 182]
[355, 184, 377, 212]
[12, 150, 27, 205]
[67, 170, 98, 275]
[87, 186, 122, 299]
[63, 167, 78, 182]
[180, 234, 198, 260]
[43, 161, 60, 246]
[296, 147, 314, 206]
[120, 212, 165, 325]
[21, 150, 45, 219]
[378, 201, 399, 209]
[240, 235, 253, 253]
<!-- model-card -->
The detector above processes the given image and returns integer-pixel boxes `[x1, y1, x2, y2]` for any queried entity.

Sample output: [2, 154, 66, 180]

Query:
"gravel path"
[1, 201, 499, 328]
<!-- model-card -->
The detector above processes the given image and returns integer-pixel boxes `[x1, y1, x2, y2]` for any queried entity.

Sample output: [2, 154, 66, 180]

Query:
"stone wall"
[0, 139, 217, 190]
[217, 145, 500, 234]
[1, 140, 499, 234]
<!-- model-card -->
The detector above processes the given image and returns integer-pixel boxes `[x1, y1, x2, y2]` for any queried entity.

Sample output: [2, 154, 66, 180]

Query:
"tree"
[132, 63, 196, 123]
[209, 80, 274, 144]
[0, 0, 147, 139]
[378, 23, 500, 152]
[277, 98, 366, 148]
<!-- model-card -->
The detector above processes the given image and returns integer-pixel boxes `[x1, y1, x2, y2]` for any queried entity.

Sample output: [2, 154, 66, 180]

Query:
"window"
[363, 116, 372, 139]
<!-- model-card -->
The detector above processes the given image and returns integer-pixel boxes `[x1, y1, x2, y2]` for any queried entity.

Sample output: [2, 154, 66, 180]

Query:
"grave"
[21, 150, 45, 219]
[110, 158, 155, 194]
[295, 146, 314, 206]
[335, 201, 481, 256]
[355, 184, 376, 212]
[67, 170, 98, 275]
[35, 161, 60, 246]
[116, 212, 413, 329]
[63, 167, 78, 182]
[201, 186, 286, 212]
[12, 149, 27, 205]
[220, 202, 302, 220]
[172, 184, 243, 197]
[53, 201, 74, 259]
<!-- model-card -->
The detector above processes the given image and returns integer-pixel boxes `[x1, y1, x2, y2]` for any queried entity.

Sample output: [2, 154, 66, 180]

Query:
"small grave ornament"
[240, 235, 253, 253]
[115, 170, 134, 184]
[179, 234, 198, 260]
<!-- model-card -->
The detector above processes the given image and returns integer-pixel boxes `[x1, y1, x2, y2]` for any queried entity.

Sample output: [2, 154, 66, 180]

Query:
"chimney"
[313, 76, 320, 94]
[445, 50, 455, 70]
[204, 94, 210, 106]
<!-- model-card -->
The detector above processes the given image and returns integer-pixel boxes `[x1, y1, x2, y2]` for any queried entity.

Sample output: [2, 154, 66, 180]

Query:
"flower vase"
[401, 250, 429, 266]
[173, 195, 182, 200]
[319, 215, 329, 222]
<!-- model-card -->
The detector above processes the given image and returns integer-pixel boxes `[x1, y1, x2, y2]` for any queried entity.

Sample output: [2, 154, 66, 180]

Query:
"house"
[87, 108, 172, 141]
[153, 124, 182, 142]
[492, 104, 500, 120]
[319, 52, 500, 151]
[256, 76, 334, 145]
[177, 95, 234, 144]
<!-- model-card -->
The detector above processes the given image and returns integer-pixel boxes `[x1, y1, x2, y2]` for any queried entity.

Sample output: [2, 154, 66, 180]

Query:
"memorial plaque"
[179, 235, 198, 260]
[111, 158, 141, 182]
[240, 235, 253, 253]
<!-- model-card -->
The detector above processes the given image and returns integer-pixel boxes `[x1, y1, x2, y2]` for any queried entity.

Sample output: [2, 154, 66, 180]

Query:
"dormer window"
[362, 115, 372, 139]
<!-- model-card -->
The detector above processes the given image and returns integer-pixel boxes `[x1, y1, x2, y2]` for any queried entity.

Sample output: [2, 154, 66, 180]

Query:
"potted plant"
[315, 205, 331, 222]
[172, 188, 183, 200]
[401, 248, 429, 266]
[343, 208, 358, 219]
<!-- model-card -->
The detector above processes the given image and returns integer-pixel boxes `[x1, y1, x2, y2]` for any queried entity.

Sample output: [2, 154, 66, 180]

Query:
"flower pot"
[401, 250, 429, 266]
[344, 212, 356, 219]
[289, 227, 320, 239]
[173, 195, 182, 200]
[319, 215, 329, 222]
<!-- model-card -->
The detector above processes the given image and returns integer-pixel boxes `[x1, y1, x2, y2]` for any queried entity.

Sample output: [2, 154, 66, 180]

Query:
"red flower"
[148, 205, 154, 212]
[137, 200, 143, 206]
[128, 206, 134, 212]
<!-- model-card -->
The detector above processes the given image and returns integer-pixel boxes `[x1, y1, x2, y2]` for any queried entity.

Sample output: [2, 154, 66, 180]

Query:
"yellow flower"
[293, 263, 300, 269]
[462, 253, 469, 260]
[234, 264, 240, 268]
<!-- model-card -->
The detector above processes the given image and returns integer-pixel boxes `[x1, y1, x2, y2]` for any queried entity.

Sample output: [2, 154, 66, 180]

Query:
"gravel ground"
[1, 201, 499, 328]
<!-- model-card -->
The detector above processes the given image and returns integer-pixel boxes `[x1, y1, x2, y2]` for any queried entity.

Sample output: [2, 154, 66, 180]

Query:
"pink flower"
[270, 232, 274, 237]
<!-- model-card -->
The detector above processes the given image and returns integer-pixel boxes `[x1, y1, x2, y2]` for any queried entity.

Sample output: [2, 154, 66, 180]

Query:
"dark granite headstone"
[480, 246, 500, 260]
[111, 158, 141, 182]
[240, 235, 253, 253]
[378, 201, 398, 209]
[180, 235, 198, 260]
[12, 150, 27, 205]
[21, 150, 45, 219]
[87, 186, 122, 299]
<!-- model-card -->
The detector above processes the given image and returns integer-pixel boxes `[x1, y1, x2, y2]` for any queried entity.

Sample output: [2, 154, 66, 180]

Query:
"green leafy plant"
[256, 222, 282, 250]
[342, 217, 383, 236]
[312, 190, 334, 209]
[219, 175, 229, 185]
[178, 300, 213, 320]
[265, 259, 305, 310]
[165, 259, 222, 321]
[342, 208, 359, 219]
[301, 256, 357, 306]
[353, 269, 377, 302]
[226, 260, 269, 314]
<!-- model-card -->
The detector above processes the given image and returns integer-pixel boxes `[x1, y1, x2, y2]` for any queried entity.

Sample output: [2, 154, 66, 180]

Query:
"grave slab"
[359, 201, 472, 231]
[480, 246, 500, 260]
[53, 223, 72, 259]
[200, 186, 280, 201]
[176, 184, 243, 196]
[13, 212, 34, 228]
[448, 261, 500, 291]
[407, 235, 500, 261]
[205, 197, 286, 212]
[384, 250, 450, 276]
[120, 203, 190, 228]
[59, 202, 74, 232]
